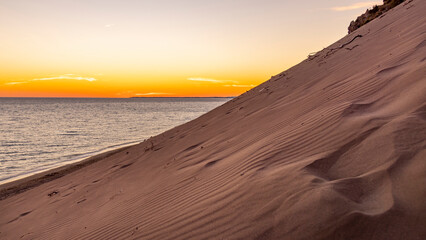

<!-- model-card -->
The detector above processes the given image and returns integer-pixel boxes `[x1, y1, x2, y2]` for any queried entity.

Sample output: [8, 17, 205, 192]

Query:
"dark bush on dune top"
[348, 0, 405, 33]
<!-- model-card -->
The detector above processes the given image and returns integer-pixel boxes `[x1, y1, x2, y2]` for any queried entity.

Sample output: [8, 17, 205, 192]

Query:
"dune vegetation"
[348, 0, 406, 33]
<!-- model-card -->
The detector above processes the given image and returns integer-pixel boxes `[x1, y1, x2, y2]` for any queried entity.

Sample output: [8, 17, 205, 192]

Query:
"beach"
[1, 0, 425, 239]
[0, 97, 229, 185]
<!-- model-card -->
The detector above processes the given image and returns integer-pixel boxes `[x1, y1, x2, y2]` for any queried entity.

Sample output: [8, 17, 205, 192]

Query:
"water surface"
[0, 97, 230, 184]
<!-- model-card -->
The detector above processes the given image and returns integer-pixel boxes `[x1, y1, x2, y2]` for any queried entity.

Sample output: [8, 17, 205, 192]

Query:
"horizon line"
[0, 96, 236, 99]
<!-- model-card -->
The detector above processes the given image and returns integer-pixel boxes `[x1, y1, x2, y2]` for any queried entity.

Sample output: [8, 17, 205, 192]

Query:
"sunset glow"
[0, 0, 380, 98]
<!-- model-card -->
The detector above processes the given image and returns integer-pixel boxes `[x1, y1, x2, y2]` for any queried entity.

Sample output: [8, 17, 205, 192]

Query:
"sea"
[0, 97, 230, 185]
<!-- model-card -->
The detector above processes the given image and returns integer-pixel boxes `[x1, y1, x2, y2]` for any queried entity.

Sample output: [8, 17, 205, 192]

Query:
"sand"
[1, 0, 425, 239]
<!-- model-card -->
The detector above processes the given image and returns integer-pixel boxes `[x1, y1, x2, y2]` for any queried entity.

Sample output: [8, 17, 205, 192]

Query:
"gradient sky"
[0, 0, 381, 97]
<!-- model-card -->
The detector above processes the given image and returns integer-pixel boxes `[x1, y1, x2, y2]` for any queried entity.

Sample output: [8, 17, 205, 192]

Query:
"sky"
[0, 0, 381, 97]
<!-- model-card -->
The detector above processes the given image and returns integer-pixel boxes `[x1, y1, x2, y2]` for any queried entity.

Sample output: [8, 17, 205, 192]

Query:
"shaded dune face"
[1, 0, 425, 239]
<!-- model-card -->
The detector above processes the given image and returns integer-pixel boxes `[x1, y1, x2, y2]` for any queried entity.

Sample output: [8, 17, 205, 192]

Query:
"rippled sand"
[1, 0, 425, 239]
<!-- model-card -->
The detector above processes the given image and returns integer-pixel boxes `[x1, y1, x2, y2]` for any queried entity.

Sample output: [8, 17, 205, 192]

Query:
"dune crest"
[1, 0, 425, 239]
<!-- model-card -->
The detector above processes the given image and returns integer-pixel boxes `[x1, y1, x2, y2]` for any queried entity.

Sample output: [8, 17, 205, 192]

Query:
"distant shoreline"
[0, 97, 236, 99]
[130, 96, 235, 98]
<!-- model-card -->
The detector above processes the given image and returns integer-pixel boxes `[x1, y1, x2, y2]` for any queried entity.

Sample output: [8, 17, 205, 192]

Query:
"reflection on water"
[0, 97, 230, 184]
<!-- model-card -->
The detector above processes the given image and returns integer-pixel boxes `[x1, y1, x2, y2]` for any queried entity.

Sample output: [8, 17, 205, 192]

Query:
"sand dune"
[1, 0, 425, 239]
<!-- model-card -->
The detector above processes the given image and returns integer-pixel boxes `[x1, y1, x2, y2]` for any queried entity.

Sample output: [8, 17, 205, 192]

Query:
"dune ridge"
[1, 0, 425, 239]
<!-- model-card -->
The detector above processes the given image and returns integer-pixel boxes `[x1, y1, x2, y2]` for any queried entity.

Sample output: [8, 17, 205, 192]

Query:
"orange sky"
[0, 0, 381, 97]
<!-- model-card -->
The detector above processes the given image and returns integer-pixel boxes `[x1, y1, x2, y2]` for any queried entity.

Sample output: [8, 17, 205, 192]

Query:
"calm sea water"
[0, 97, 230, 184]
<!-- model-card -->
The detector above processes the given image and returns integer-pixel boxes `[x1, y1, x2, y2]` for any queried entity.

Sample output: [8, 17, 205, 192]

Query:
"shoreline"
[0, 140, 141, 186]
[0, 144, 135, 200]
[0, 97, 231, 194]
[1, 1, 424, 238]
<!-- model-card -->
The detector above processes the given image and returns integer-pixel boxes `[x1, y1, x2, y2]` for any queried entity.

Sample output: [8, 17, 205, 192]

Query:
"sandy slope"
[1, 0, 425, 239]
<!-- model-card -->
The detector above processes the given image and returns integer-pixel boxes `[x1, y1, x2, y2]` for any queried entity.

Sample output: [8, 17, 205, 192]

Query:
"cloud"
[4, 81, 28, 85]
[104, 24, 115, 28]
[135, 92, 174, 96]
[187, 77, 225, 83]
[331, 1, 381, 11]
[32, 74, 96, 82]
[4, 74, 96, 85]
[187, 77, 238, 83]
[223, 84, 256, 88]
